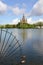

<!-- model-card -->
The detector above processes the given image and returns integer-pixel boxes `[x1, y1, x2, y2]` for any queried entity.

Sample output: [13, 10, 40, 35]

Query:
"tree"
[35, 22, 43, 28]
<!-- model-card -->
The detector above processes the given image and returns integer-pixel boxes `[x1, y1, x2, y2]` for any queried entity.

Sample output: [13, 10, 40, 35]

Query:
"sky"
[0, 0, 43, 24]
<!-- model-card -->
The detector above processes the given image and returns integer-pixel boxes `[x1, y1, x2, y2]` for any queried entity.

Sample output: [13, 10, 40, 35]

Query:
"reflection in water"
[21, 29, 27, 43]
[5, 29, 43, 65]
[20, 29, 32, 44]
[20, 29, 43, 65]
[32, 29, 43, 55]
[32, 40, 43, 55]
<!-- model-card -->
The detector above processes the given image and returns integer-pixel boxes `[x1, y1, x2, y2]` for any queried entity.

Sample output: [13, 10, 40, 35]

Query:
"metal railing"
[0, 29, 23, 65]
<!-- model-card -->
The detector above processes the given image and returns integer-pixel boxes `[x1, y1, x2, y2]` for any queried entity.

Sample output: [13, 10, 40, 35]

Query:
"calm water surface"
[5, 29, 43, 65]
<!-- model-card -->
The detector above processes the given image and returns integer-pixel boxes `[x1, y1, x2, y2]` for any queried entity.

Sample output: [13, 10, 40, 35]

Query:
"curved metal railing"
[0, 29, 23, 65]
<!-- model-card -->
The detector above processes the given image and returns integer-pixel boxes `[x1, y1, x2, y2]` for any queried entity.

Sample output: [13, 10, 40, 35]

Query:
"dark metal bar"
[9, 45, 22, 58]
[2, 32, 12, 54]
[1, 29, 8, 53]
[5, 44, 21, 58]
[3, 53, 21, 64]
[0, 45, 22, 63]
[7, 42, 21, 57]
[7, 52, 21, 61]
[4, 49, 20, 58]
[0, 29, 23, 65]
[3, 36, 16, 56]
[4, 40, 18, 56]
[0, 29, 2, 43]
[1, 43, 22, 62]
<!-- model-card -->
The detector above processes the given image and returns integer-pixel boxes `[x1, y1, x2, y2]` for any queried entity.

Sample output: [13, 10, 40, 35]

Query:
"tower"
[20, 15, 27, 24]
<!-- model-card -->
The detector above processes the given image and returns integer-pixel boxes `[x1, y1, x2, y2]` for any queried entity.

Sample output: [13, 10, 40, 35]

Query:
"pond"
[1, 28, 43, 65]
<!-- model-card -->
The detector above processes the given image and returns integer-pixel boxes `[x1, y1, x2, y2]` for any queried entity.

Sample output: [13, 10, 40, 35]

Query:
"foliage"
[16, 22, 36, 29]
[0, 22, 43, 29]
[35, 22, 43, 28]
[0, 24, 16, 28]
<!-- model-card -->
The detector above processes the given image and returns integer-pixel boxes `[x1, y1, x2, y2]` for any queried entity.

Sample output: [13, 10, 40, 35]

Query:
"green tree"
[36, 22, 43, 28]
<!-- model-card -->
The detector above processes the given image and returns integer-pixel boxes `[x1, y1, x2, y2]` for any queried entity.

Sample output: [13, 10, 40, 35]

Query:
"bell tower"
[20, 14, 27, 24]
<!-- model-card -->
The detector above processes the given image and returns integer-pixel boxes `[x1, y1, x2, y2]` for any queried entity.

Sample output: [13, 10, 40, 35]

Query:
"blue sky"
[0, 0, 43, 24]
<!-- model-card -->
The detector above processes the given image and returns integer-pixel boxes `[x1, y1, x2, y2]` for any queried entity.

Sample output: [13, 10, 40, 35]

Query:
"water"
[2, 29, 43, 65]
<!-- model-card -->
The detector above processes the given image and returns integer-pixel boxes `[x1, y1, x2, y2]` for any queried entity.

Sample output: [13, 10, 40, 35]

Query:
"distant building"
[20, 15, 27, 24]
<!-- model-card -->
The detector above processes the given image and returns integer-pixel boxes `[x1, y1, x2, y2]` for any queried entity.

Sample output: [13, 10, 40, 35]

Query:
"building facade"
[20, 15, 27, 24]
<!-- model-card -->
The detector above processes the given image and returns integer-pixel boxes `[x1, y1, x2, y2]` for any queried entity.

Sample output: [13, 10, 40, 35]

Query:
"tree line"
[0, 22, 43, 29]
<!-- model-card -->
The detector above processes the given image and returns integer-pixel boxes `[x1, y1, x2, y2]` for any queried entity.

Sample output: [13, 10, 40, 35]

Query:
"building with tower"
[20, 15, 27, 24]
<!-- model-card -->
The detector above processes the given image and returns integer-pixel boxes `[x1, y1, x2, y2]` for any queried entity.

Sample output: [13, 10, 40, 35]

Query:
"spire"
[20, 14, 27, 24]
[22, 14, 26, 23]
[22, 14, 25, 20]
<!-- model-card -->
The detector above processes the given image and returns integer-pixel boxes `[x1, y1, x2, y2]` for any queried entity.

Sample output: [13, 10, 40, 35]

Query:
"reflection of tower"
[21, 29, 27, 43]
[20, 15, 27, 24]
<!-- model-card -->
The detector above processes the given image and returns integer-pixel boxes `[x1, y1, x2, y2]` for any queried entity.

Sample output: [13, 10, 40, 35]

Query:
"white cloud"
[11, 18, 20, 24]
[27, 18, 43, 24]
[11, 6, 26, 15]
[11, 18, 33, 25]
[0, 1, 26, 15]
[0, 0, 43, 17]
[38, 19, 43, 22]
[27, 18, 33, 24]
[27, 0, 43, 16]
[0, 1, 8, 14]
[33, 19, 43, 24]
[10, 18, 43, 25]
